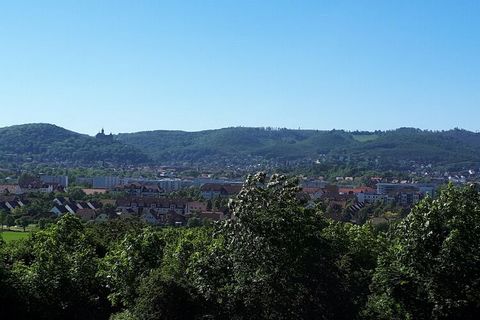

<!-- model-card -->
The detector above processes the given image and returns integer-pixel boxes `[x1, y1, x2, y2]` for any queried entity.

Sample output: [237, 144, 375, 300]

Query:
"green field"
[0, 231, 31, 242]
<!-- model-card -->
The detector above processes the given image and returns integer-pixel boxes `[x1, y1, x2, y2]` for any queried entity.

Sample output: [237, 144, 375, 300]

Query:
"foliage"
[322, 222, 385, 317]
[5, 214, 111, 319]
[67, 186, 87, 200]
[131, 268, 201, 320]
[99, 228, 166, 309]
[192, 173, 351, 319]
[3, 124, 480, 170]
[0, 176, 479, 319]
[118, 127, 480, 169]
[365, 183, 480, 319]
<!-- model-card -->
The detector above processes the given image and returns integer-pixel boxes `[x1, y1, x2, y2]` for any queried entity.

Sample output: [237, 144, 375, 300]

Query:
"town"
[0, 167, 465, 229]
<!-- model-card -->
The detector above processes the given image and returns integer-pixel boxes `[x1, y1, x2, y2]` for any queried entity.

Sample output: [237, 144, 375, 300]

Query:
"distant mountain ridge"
[1, 123, 480, 169]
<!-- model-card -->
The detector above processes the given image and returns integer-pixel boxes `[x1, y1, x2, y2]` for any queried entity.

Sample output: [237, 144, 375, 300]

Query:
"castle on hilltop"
[96, 128, 114, 141]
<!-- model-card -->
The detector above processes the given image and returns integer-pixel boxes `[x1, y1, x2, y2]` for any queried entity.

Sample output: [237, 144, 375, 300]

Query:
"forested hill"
[117, 127, 480, 167]
[117, 127, 357, 163]
[2, 124, 480, 168]
[0, 123, 149, 164]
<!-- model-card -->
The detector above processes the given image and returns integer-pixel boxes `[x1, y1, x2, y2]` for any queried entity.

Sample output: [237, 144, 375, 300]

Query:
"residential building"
[40, 175, 69, 187]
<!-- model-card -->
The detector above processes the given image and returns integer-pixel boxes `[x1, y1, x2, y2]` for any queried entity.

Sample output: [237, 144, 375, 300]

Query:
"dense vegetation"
[118, 127, 356, 162]
[118, 127, 480, 168]
[0, 124, 149, 165]
[2, 124, 480, 169]
[1, 174, 479, 319]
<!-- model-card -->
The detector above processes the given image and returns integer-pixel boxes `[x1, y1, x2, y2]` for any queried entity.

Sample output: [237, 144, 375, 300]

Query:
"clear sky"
[0, 0, 479, 135]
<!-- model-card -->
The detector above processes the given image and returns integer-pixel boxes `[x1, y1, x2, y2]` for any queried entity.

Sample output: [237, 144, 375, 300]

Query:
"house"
[113, 183, 165, 197]
[186, 201, 207, 214]
[338, 187, 376, 195]
[18, 176, 55, 194]
[53, 197, 67, 206]
[50, 205, 69, 216]
[64, 202, 79, 214]
[321, 185, 340, 198]
[19, 183, 54, 194]
[0, 196, 27, 212]
[357, 193, 390, 204]
[200, 184, 226, 199]
[195, 211, 225, 221]
[0, 202, 9, 212]
[40, 175, 69, 187]
[116, 197, 187, 217]
[50, 198, 101, 218]
[222, 184, 242, 196]
[82, 188, 108, 196]
[113, 197, 232, 225]
[141, 211, 159, 225]
[302, 187, 325, 200]
[200, 183, 242, 200]
[76, 208, 96, 221]
[0, 184, 21, 195]
[165, 211, 187, 226]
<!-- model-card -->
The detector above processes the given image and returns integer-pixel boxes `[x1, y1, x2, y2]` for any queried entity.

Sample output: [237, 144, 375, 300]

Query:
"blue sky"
[0, 0, 479, 135]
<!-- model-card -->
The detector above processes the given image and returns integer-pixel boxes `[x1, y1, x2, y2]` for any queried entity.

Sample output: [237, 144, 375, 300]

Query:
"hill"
[345, 128, 480, 168]
[117, 127, 480, 169]
[1, 124, 480, 170]
[117, 127, 356, 163]
[0, 123, 149, 165]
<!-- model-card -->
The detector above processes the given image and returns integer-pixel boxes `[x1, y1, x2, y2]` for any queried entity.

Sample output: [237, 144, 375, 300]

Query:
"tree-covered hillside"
[118, 127, 480, 168]
[0, 124, 149, 165]
[117, 127, 357, 162]
[2, 124, 480, 168]
[347, 128, 480, 165]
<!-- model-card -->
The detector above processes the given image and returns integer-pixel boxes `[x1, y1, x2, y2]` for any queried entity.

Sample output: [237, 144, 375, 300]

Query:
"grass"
[0, 230, 31, 242]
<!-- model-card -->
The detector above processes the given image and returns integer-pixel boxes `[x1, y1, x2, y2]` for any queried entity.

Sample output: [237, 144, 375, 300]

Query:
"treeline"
[1, 174, 480, 319]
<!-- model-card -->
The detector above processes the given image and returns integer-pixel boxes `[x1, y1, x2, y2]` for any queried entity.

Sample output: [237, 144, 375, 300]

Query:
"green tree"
[365, 184, 480, 320]
[67, 186, 87, 200]
[130, 268, 202, 320]
[192, 173, 350, 319]
[9, 214, 110, 319]
[15, 216, 29, 232]
[17, 172, 38, 187]
[5, 215, 15, 230]
[99, 228, 166, 309]
[186, 216, 202, 227]
[0, 210, 7, 231]
[0, 238, 29, 318]
[37, 218, 51, 230]
[213, 196, 222, 210]
[322, 222, 384, 317]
